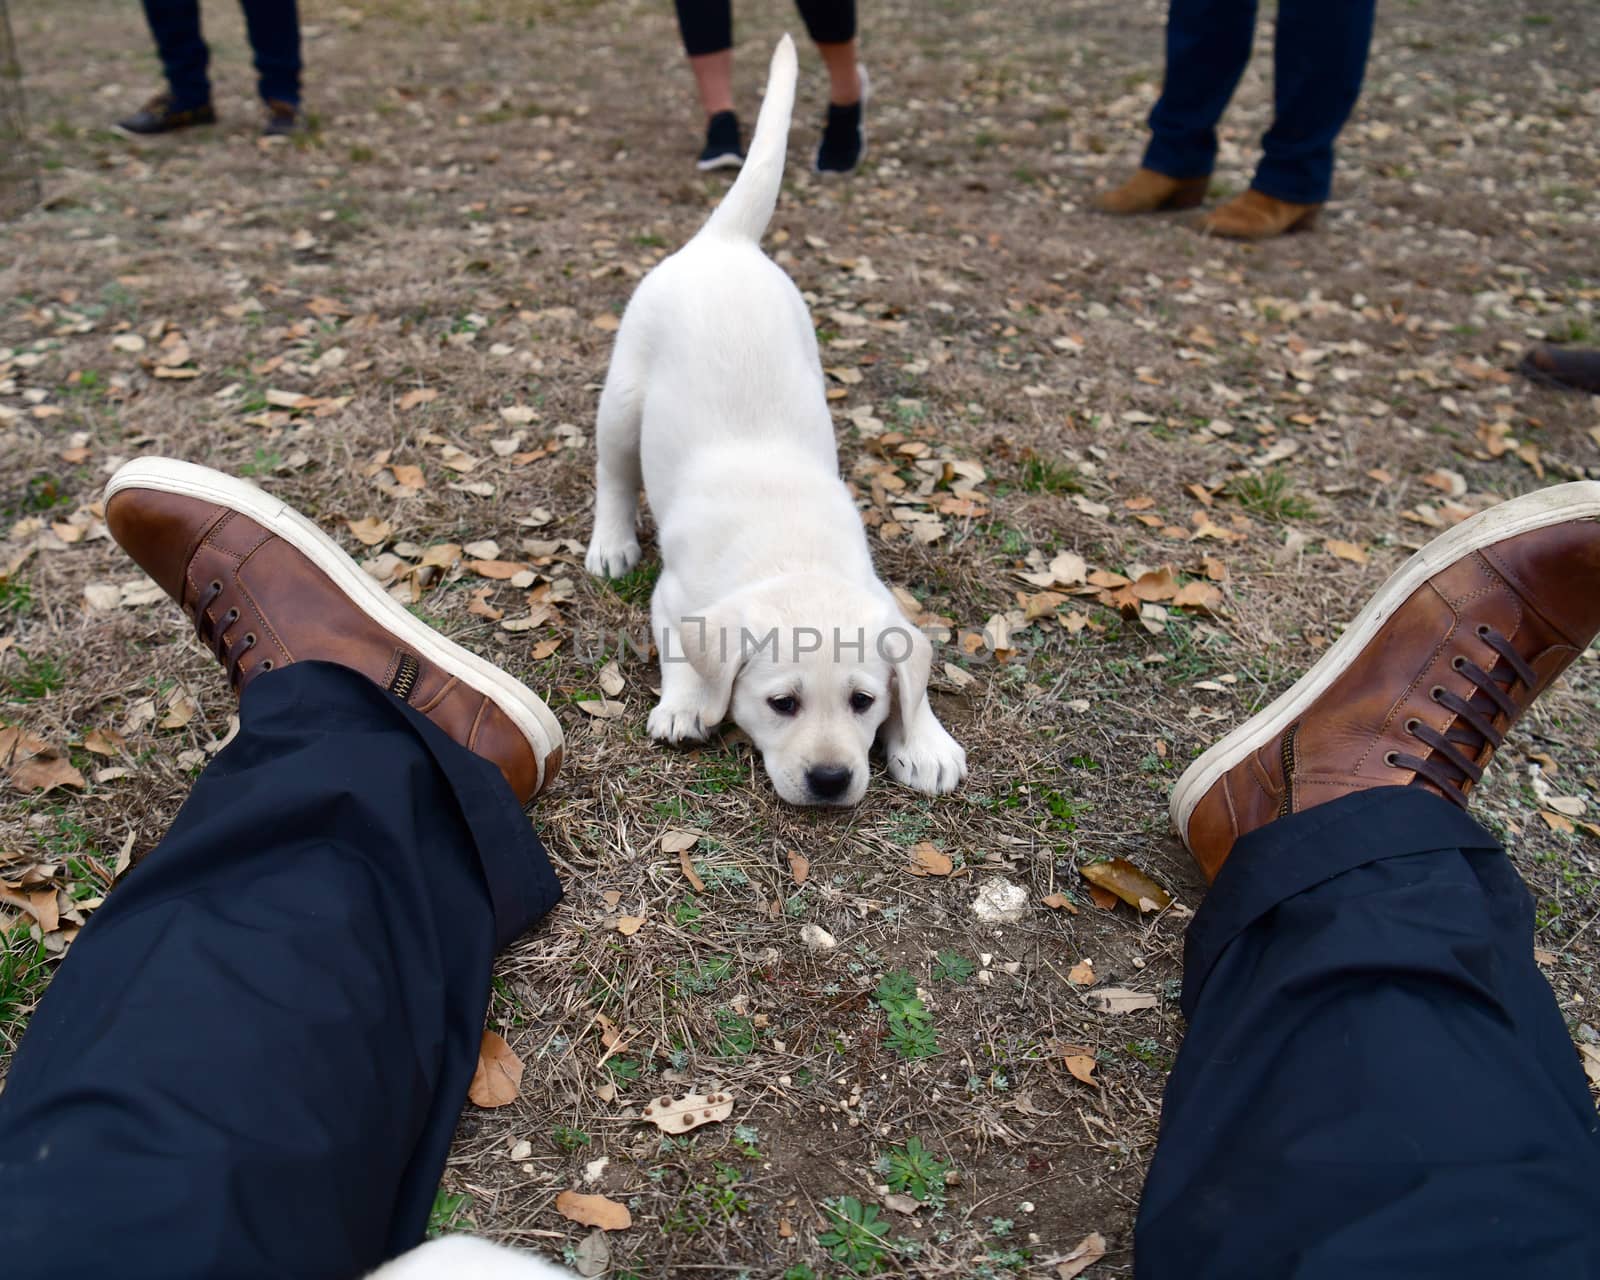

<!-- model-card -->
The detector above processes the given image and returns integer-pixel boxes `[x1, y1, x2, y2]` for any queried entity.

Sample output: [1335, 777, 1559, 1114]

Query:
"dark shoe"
[1519, 345, 1600, 395]
[697, 110, 744, 171]
[1198, 188, 1321, 239]
[814, 66, 869, 174]
[115, 94, 217, 137]
[1092, 167, 1209, 215]
[262, 100, 300, 138]
[1173, 482, 1600, 880]
[103, 457, 563, 802]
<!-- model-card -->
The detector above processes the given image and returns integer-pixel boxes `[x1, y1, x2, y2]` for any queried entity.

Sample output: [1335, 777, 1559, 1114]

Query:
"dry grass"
[3, 0, 1599, 1274]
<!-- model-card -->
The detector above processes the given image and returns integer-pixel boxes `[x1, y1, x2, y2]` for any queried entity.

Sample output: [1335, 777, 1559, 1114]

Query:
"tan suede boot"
[1092, 167, 1209, 215]
[1198, 189, 1321, 239]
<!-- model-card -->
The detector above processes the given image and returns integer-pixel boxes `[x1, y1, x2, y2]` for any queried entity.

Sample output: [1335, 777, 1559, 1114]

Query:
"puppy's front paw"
[887, 722, 968, 795]
[585, 534, 642, 580]
[648, 700, 715, 745]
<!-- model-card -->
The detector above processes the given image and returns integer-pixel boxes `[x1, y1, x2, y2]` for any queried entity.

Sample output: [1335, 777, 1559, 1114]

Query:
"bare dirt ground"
[3, 1, 1598, 1275]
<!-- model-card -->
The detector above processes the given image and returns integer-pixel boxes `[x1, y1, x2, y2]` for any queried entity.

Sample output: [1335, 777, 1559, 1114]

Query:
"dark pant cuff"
[1180, 787, 1500, 1019]
[242, 661, 562, 949]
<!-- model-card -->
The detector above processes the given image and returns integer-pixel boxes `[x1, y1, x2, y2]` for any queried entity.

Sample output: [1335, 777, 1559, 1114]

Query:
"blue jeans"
[140, 0, 302, 109]
[1141, 0, 1376, 204]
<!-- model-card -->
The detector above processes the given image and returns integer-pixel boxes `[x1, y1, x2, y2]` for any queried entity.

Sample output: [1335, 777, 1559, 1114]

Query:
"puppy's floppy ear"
[675, 594, 780, 726]
[879, 611, 933, 740]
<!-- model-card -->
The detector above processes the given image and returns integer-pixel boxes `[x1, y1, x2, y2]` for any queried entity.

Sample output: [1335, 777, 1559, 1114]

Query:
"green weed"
[1227, 469, 1314, 522]
[883, 1136, 952, 1202]
[873, 970, 938, 1060]
[1018, 456, 1084, 494]
[819, 1196, 893, 1275]
[932, 950, 975, 985]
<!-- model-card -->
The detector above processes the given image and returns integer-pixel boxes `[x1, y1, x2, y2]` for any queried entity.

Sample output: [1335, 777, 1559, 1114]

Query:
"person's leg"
[1137, 787, 1600, 1278]
[239, 0, 303, 107]
[138, 0, 212, 110]
[0, 662, 562, 1279]
[675, 0, 736, 116]
[1148, 481, 1600, 1276]
[1251, 0, 1376, 205]
[795, 0, 859, 104]
[1141, 0, 1258, 181]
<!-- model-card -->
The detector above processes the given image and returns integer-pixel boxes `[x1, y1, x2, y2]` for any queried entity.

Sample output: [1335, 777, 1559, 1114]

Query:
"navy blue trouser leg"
[140, 0, 212, 111]
[1135, 788, 1600, 1279]
[1252, 0, 1374, 204]
[0, 663, 561, 1280]
[1142, 0, 1258, 181]
[240, 0, 302, 106]
[1143, 0, 1375, 202]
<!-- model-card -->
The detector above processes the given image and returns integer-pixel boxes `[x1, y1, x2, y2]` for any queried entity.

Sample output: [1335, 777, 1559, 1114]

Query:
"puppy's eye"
[849, 691, 875, 713]
[768, 695, 799, 716]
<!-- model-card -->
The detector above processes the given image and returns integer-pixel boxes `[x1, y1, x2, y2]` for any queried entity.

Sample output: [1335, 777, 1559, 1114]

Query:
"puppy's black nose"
[806, 765, 853, 800]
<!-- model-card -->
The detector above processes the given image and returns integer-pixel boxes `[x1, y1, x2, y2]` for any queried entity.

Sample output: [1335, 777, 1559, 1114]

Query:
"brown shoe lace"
[1385, 624, 1538, 808]
[193, 578, 274, 688]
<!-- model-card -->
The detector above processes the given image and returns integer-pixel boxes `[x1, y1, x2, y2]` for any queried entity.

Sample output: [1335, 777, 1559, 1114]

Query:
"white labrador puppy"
[584, 36, 965, 806]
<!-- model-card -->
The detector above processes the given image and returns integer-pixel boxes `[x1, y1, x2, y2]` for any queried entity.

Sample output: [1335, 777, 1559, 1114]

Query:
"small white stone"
[509, 1139, 533, 1161]
[800, 924, 838, 952]
[971, 878, 1029, 924]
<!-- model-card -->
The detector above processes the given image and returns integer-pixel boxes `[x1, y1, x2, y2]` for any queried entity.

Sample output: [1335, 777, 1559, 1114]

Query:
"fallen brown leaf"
[397, 387, 439, 410]
[83, 727, 126, 756]
[467, 1029, 524, 1107]
[1080, 859, 1173, 913]
[1041, 892, 1080, 914]
[1067, 960, 1096, 986]
[1063, 1053, 1098, 1087]
[1086, 883, 1119, 911]
[1326, 539, 1369, 565]
[1057, 1231, 1108, 1279]
[347, 516, 393, 547]
[907, 842, 953, 877]
[466, 559, 530, 580]
[555, 1191, 631, 1231]
[615, 915, 645, 937]
[640, 1090, 735, 1134]
[1085, 986, 1159, 1014]
[788, 850, 810, 885]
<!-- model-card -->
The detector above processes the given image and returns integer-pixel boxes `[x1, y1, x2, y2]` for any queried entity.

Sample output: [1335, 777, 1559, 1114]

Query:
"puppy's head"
[687, 577, 930, 806]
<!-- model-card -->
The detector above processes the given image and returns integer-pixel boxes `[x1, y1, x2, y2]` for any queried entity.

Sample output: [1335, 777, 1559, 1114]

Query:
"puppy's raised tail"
[699, 34, 797, 243]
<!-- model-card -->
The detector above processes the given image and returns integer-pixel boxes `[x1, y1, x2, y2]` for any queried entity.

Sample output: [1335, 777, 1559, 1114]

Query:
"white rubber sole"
[105, 457, 564, 792]
[697, 152, 744, 172]
[1169, 481, 1600, 846]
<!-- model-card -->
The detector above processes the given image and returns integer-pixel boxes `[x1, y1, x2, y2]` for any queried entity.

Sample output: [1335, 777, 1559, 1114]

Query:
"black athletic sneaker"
[115, 94, 217, 137]
[815, 67, 869, 174]
[262, 100, 301, 139]
[697, 110, 744, 171]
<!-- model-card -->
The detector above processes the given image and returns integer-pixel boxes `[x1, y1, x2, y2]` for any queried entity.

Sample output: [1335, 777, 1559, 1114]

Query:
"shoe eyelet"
[1383, 750, 1400, 768]
[1451, 655, 1467, 671]
[259, 659, 274, 671]
[225, 608, 239, 624]
[1475, 623, 1490, 639]
[1430, 686, 1445, 702]
[243, 633, 257, 648]
[1404, 718, 1421, 734]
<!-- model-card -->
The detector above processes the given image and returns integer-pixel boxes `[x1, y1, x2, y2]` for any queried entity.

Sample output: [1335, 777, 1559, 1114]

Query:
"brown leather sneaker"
[1519, 345, 1600, 395]
[1092, 167, 1210, 216]
[103, 458, 563, 803]
[1173, 482, 1600, 880]
[1198, 189, 1320, 239]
